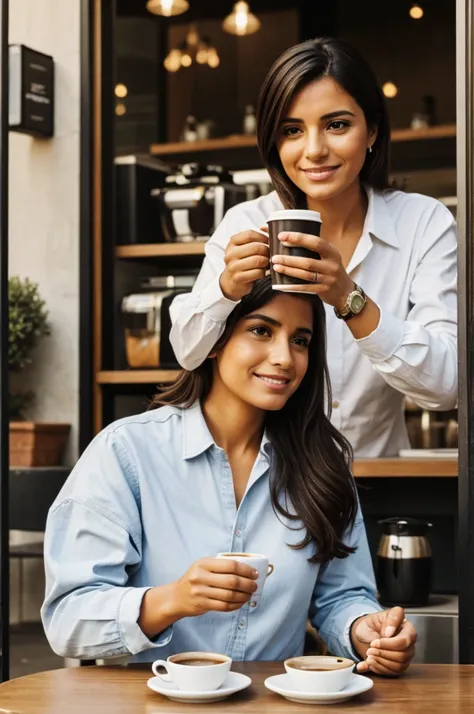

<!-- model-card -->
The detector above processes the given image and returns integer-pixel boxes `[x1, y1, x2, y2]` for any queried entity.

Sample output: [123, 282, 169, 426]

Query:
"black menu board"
[9, 44, 54, 138]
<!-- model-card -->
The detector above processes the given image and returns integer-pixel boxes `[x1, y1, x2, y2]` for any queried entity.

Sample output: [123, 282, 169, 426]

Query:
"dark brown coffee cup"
[267, 209, 322, 292]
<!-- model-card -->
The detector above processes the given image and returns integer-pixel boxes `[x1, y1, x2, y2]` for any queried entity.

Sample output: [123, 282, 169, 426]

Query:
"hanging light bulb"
[164, 48, 183, 72]
[207, 47, 220, 69]
[196, 38, 210, 65]
[146, 0, 189, 17]
[409, 3, 424, 19]
[223, 1, 261, 36]
[382, 81, 398, 99]
[186, 24, 199, 48]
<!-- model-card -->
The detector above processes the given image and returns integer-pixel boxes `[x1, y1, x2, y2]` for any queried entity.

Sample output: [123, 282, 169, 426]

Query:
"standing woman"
[169, 37, 457, 457]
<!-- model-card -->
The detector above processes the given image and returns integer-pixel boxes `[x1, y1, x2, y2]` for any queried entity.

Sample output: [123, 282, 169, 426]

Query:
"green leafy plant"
[9, 277, 50, 419]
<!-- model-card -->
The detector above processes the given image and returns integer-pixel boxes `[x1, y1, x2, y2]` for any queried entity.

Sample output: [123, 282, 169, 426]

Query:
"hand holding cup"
[170, 556, 259, 618]
[219, 229, 270, 301]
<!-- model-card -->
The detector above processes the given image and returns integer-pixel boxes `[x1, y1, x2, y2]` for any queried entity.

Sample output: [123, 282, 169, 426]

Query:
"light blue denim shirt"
[41, 401, 381, 662]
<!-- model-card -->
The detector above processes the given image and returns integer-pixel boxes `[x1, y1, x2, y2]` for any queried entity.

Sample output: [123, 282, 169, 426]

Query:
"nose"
[305, 128, 328, 161]
[268, 336, 293, 370]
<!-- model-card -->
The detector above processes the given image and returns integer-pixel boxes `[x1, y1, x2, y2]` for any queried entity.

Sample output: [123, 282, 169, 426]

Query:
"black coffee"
[289, 658, 350, 672]
[178, 659, 224, 666]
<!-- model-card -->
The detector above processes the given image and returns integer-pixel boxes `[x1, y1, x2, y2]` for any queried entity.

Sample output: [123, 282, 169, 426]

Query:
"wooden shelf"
[149, 125, 456, 156]
[353, 457, 457, 478]
[97, 370, 181, 384]
[150, 134, 257, 155]
[390, 124, 456, 142]
[116, 242, 206, 259]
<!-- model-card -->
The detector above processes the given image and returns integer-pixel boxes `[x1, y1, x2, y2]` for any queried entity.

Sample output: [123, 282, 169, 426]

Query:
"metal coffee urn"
[376, 517, 433, 607]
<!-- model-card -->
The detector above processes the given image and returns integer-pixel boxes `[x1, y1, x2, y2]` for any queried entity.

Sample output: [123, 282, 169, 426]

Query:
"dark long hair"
[257, 37, 391, 209]
[150, 277, 358, 564]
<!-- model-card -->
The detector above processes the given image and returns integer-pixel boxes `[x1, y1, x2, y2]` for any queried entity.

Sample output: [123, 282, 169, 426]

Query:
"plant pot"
[9, 422, 71, 467]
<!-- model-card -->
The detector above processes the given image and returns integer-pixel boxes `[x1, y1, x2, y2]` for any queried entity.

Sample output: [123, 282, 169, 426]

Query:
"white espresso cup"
[284, 655, 355, 693]
[151, 651, 232, 691]
[215, 552, 274, 609]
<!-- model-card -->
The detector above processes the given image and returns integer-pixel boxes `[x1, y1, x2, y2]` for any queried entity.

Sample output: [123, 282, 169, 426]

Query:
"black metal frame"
[456, 0, 474, 665]
[79, 0, 94, 455]
[0, 0, 8, 684]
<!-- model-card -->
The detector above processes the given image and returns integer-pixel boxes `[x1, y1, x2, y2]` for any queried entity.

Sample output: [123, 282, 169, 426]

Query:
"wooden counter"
[0, 662, 473, 714]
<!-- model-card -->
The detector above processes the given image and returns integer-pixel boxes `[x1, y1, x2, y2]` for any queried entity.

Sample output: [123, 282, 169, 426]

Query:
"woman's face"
[213, 293, 314, 413]
[276, 76, 376, 204]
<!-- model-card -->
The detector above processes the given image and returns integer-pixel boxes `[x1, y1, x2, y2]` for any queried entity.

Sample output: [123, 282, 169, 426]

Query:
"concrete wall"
[8, 0, 80, 623]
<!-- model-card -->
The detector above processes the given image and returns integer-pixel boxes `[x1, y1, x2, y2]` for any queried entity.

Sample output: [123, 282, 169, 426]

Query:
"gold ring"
[312, 271, 318, 283]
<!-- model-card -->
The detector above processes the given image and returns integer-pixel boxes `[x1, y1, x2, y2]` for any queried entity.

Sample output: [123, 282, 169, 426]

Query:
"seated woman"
[41, 278, 415, 676]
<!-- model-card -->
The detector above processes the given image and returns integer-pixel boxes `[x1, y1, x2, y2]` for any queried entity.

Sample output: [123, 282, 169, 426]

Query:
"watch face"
[350, 293, 365, 313]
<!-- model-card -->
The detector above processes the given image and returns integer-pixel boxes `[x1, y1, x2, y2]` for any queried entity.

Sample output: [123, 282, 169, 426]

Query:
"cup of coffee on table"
[267, 209, 322, 292]
[284, 655, 355, 693]
[152, 651, 232, 691]
[216, 552, 274, 608]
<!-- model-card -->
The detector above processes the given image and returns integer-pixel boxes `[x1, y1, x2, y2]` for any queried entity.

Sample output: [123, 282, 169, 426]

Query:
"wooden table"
[0, 663, 473, 713]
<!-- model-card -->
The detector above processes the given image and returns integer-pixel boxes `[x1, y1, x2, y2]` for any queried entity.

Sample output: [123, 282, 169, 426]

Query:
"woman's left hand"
[350, 606, 417, 676]
[271, 231, 354, 311]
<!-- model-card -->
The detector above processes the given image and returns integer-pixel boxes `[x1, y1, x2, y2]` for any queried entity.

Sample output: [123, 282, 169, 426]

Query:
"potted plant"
[9, 276, 70, 467]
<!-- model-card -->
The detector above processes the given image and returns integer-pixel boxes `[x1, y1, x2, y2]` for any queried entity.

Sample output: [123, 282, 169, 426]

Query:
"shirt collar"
[363, 186, 399, 248]
[182, 401, 272, 461]
[182, 401, 215, 460]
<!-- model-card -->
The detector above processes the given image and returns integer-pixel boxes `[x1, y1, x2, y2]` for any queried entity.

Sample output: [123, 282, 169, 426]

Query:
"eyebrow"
[280, 110, 355, 123]
[242, 313, 313, 335]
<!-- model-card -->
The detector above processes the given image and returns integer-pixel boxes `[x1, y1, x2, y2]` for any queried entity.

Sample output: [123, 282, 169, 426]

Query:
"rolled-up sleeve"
[309, 514, 382, 661]
[41, 433, 173, 660]
[357, 202, 457, 411]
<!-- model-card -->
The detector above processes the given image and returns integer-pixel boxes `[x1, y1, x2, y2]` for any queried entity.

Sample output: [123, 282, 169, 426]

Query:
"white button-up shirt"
[170, 188, 457, 457]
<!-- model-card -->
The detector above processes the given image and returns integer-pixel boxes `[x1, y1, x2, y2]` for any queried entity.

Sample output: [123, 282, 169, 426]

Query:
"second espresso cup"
[215, 552, 274, 608]
[267, 208, 322, 292]
[284, 655, 355, 693]
[151, 651, 232, 691]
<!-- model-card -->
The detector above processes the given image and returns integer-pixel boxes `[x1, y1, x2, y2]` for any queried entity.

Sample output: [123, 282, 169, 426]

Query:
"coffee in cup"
[152, 651, 231, 691]
[284, 655, 354, 693]
[267, 209, 322, 292]
[215, 552, 274, 609]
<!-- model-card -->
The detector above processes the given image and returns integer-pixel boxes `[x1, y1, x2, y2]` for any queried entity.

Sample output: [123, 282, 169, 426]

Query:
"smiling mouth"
[255, 374, 291, 387]
[301, 166, 341, 179]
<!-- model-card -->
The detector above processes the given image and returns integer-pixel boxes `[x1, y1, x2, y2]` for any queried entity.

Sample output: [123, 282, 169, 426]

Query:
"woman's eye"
[293, 337, 310, 348]
[327, 120, 350, 131]
[282, 125, 302, 137]
[250, 325, 270, 337]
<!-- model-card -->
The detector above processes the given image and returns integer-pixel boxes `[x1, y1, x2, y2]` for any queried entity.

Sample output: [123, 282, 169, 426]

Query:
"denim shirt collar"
[182, 401, 271, 461]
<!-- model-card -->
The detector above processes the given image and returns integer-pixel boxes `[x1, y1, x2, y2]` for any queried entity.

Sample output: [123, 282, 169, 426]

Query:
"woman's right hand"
[170, 557, 259, 618]
[219, 229, 269, 301]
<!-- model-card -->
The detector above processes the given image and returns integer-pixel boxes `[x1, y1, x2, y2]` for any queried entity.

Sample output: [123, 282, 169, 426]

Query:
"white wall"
[8, 0, 80, 623]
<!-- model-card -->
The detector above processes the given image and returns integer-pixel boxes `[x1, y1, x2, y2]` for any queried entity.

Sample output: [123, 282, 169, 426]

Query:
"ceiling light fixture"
[146, 0, 189, 17]
[164, 25, 220, 72]
[223, 1, 261, 36]
[409, 3, 424, 19]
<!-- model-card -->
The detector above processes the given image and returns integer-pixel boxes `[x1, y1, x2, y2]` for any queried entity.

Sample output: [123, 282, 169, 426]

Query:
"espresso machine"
[152, 163, 248, 243]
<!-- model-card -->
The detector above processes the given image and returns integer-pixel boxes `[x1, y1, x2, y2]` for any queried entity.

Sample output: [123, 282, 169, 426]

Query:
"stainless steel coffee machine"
[376, 517, 433, 607]
[152, 163, 248, 242]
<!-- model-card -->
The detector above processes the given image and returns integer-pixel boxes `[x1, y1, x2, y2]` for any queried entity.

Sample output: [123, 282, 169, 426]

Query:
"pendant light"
[223, 2, 261, 36]
[146, 0, 189, 17]
[409, 3, 424, 19]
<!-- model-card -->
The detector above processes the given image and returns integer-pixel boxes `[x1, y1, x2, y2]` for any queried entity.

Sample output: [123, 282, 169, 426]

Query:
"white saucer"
[147, 671, 252, 703]
[264, 673, 374, 705]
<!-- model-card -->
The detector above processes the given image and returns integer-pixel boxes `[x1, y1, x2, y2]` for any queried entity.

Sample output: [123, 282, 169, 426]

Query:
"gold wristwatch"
[334, 283, 367, 321]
